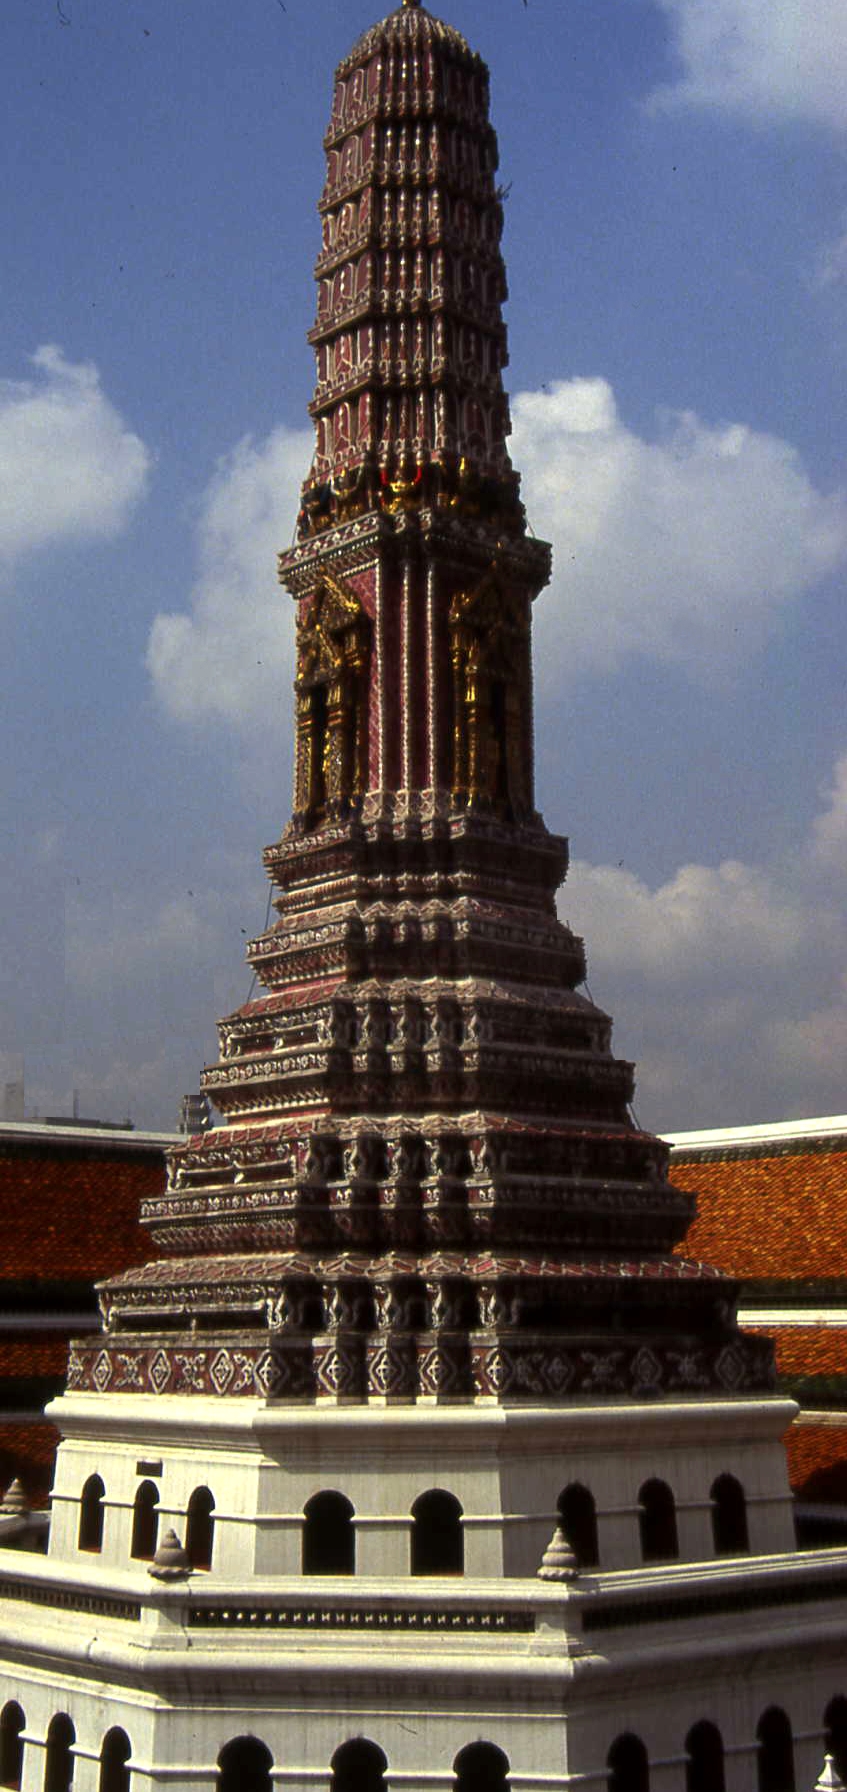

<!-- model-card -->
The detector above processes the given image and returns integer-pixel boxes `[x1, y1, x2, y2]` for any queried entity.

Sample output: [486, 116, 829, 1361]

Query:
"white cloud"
[812, 216, 847, 290]
[0, 346, 150, 574]
[562, 857, 812, 982]
[512, 378, 847, 686]
[560, 750, 847, 1129]
[810, 751, 847, 871]
[648, 0, 847, 131]
[147, 423, 311, 730]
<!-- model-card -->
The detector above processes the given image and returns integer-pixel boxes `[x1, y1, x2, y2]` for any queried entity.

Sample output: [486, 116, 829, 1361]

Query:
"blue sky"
[2, 0, 846, 1133]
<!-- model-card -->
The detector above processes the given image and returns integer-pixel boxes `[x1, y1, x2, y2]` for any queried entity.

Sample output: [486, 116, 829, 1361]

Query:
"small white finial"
[815, 1757, 846, 1792]
[148, 1528, 192, 1582]
[537, 1523, 579, 1582]
[0, 1479, 29, 1519]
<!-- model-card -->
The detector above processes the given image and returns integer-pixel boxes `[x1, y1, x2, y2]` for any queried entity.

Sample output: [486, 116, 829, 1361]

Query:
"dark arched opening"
[302, 1491, 355, 1575]
[685, 1721, 725, 1792]
[710, 1473, 749, 1555]
[130, 1481, 158, 1563]
[185, 1486, 215, 1571]
[330, 1738, 387, 1792]
[0, 1702, 24, 1791]
[216, 1737, 272, 1792]
[637, 1479, 679, 1563]
[78, 1475, 105, 1554]
[44, 1716, 75, 1792]
[98, 1729, 131, 1792]
[411, 1489, 464, 1576]
[453, 1741, 510, 1792]
[608, 1734, 650, 1792]
[825, 1697, 847, 1786]
[557, 1483, 599, 1568]
[757, 1708, 796, 1792]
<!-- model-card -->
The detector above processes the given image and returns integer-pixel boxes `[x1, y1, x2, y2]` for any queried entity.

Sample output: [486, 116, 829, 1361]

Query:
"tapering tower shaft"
[281, 0, 548, 824]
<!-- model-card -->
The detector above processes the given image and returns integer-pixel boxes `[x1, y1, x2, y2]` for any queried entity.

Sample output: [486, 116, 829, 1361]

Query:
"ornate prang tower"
[71, 0, 770, 1410]
[2, 6, 847, 1789]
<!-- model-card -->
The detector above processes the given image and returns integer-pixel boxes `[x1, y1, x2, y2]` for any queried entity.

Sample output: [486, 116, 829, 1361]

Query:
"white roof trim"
[664, 1115, 847, 1150]
[0, 1120, 179, 1149]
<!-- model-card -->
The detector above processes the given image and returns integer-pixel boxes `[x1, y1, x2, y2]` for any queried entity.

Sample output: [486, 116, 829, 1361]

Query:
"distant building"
[0, 1120, 174, 1502]
[178, 1092, 213, 1134]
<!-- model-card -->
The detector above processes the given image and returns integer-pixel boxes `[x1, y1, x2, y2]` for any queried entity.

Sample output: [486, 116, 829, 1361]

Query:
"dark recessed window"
[637, 1479, 678, 1563]
[185, 1487, 215, 1571]
[757, 1708, 796, 1792]
[0, 1702, 24, 1791]
[410, 1489, 463, 1576]
[685, 1722, 725, 1792]
[710, 1473, 749, 1555]
[216, 1738, 272, 1792]
[130, 1481, 159, 1563]
[608, 1734, 650, 1792]
[330, 1739, 387, 1792]
[557, 1483, 599, 1568]
[44, 1716, 75, 1792]
[78, 1475, 105, 1554]
[453, 1741, 510, 1792]
[302, 1491, 355, 1575]
[98, 1729, 131, 1792]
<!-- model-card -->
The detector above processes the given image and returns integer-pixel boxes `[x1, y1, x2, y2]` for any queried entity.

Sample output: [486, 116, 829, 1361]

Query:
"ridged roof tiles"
[672, 1145, 847, 1280]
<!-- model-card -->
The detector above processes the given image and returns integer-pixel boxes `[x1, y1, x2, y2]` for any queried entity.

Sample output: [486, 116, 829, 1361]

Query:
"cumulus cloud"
[0, 345, 150, 574]
[810, 752, 847, 871]
[147, 423, 311, 731]
[648, 0, 847, 131]
[811, 216, 847, 290]
[561, 751, 847, 1129]
[512, 378, 847, 686]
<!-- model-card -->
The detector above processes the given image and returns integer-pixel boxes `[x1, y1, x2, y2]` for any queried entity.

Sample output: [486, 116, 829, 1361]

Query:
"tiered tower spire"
[9, 11, 845, 1787]
[68, 1, 772, 1410]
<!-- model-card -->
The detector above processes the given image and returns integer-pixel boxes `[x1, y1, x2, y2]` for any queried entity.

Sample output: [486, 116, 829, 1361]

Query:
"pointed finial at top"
[402, 0, 422, 7]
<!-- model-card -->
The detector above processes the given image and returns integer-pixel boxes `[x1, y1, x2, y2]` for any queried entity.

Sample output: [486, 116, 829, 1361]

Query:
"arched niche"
[78, 1474, 105, 1554]
[756, 1708, 796, 1792]
[557, 1482, 599, 1568]
[452, 1741, 510, 1792]
[637, 1478, 679, 1563]
[710, 1473, 749, 1555]
[302, 1490, 355, 1575]
[217, 1737, 272, 1792]
[185, 1486, 215, 1571]
[607, 1734, 649, 1792]
[330, 1738, 387, 1792]
[685, 1721, 725, 1792]
[98, 1729, 131, 1792]
[0, 1701, 24, 1791]
[410, 1489, 463, 1576]
[130, 1481, 159, 1563]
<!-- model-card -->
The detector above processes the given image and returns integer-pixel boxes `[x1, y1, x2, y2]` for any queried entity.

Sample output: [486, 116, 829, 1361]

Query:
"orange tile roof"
[0, 1144, 163, 1283]
[0, 1339, 71, 1378]
[785, 1421, 847, 1500]
[747, 1325, 847, 1379]
[0, 1421, 59, 1507]
[672, 1148, 847, 1279]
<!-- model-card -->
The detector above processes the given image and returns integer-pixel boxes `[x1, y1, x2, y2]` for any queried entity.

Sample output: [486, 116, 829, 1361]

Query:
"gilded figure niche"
[449, 565, 531, 818]
[294, 569, 370, 824]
